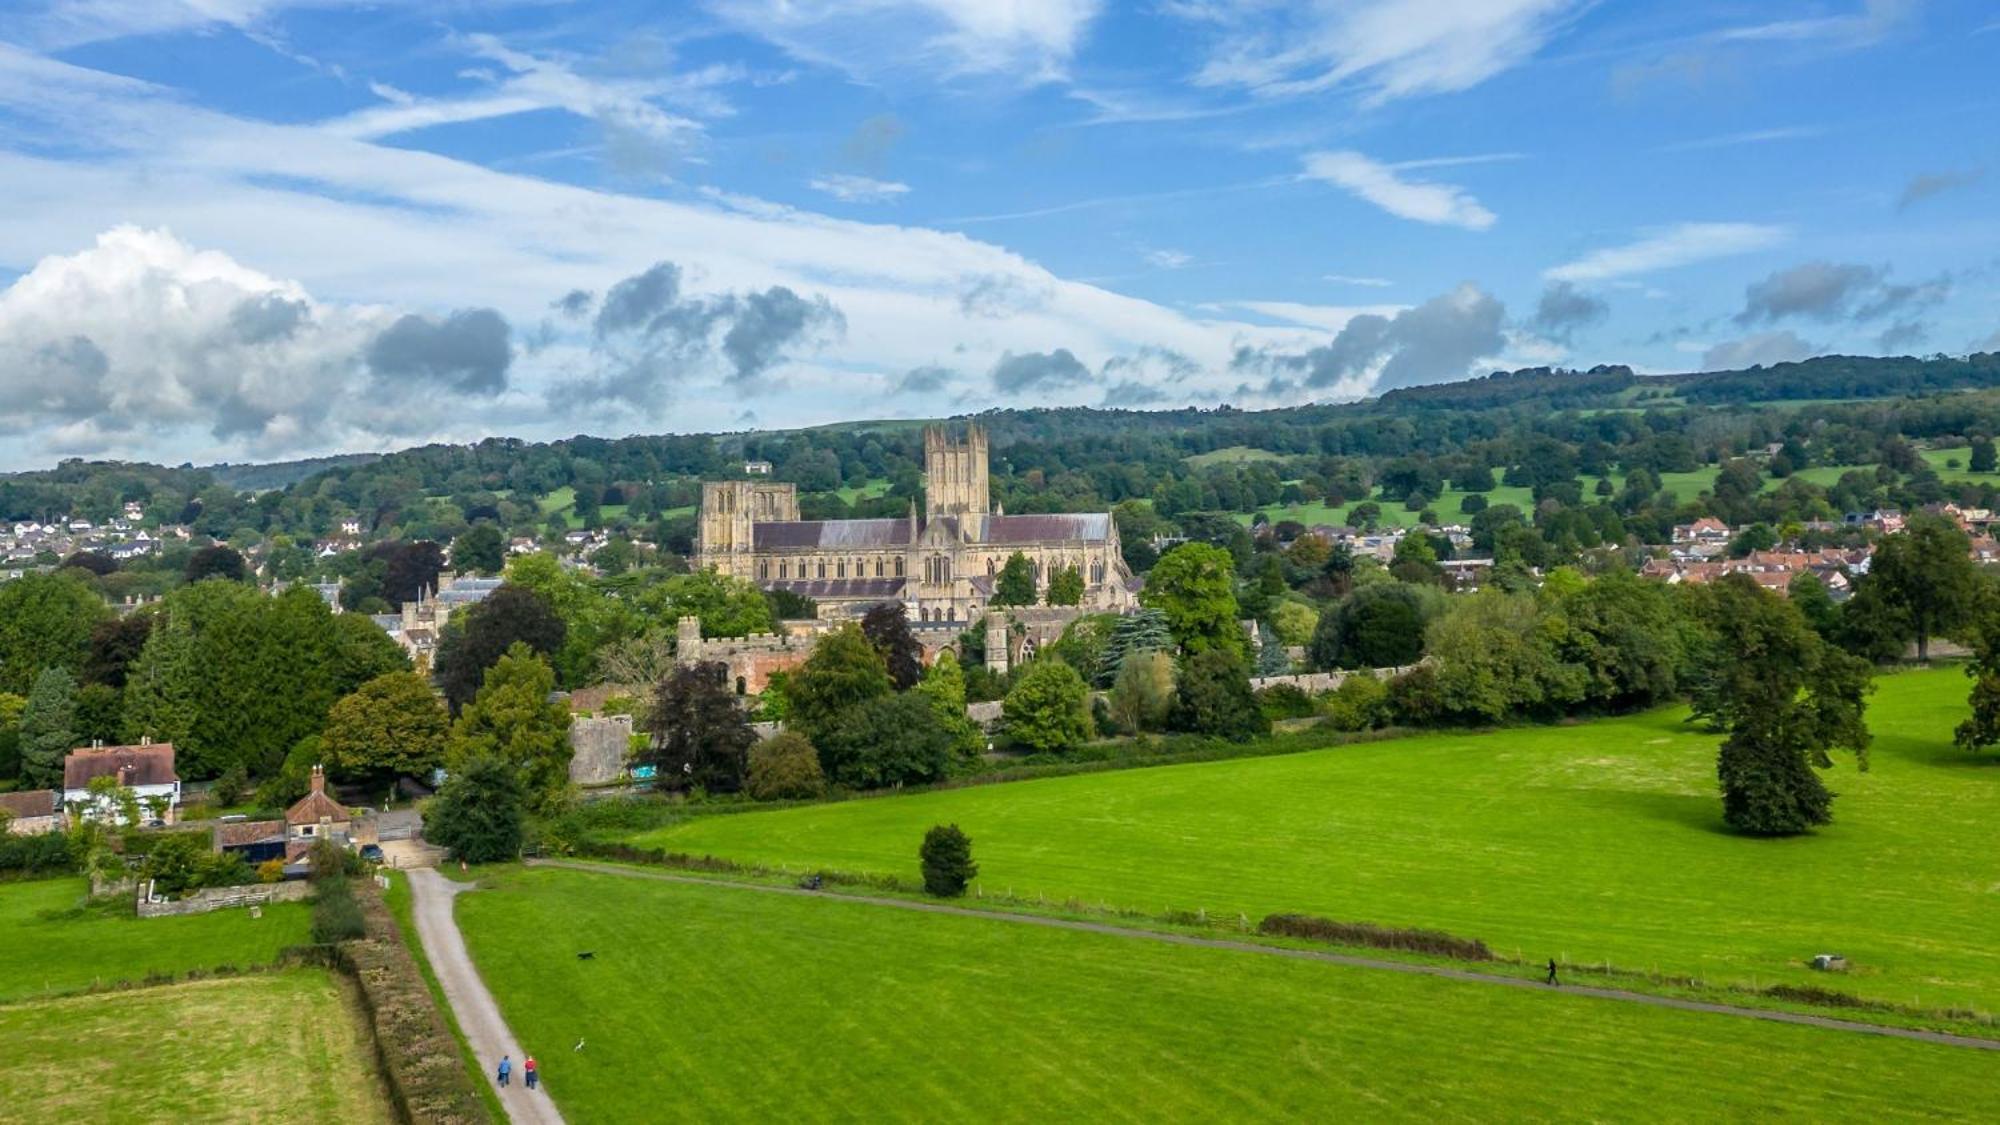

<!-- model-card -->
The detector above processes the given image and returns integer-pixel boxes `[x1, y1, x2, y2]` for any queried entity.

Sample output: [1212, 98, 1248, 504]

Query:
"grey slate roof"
[765, 577, 908, 600]
[753, 519, 913, 550]
[981, 513, 1111, 543]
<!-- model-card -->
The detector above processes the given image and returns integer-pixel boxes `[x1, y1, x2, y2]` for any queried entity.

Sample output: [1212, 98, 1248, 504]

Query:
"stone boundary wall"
[137, 878, 310, 918]
[569, 714, 634, 785]
[1249, 663, 1426, 695]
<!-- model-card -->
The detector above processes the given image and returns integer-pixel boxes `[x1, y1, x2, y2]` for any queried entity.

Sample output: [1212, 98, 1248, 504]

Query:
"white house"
[62, 741, 181, 826]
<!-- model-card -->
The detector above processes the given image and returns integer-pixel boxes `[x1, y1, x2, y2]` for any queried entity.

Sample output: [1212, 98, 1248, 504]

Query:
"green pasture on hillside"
[0, 877, 313, 1001]
[458, 867, 2000, 1122]
[1, 971, 392, 1123]
[634, 667, 2000, 1011]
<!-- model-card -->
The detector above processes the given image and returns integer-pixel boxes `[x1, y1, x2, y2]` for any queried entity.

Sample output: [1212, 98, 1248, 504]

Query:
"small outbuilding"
[284, 765, 351, 859]
[0, 789, 62, 835]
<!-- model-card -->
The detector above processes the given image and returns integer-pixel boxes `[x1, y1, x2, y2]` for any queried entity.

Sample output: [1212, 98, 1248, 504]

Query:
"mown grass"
[0, 970, 393, 1123]
[633, 667, 2000, 1012]
[0, 877, 313, 1002]
[458, 866, 2000, 1122]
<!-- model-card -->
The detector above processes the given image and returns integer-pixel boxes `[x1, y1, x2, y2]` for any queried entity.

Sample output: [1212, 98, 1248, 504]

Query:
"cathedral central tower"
[923, 424, 989, 534]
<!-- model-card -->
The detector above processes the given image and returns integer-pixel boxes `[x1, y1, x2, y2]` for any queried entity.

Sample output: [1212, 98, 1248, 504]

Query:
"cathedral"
[697, 425, 1137, 624]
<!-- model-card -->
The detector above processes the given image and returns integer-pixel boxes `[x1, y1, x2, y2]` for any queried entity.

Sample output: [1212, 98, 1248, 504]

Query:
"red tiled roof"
[213, 819, 285, 848]
[63, 744, 178, 790]
[0, 789, 58, 819]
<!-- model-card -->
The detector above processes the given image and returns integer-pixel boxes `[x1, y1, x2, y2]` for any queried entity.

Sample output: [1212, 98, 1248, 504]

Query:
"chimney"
[310, 764, 325, 796]
[117, 764, 132, 786]
[140, 735, 152, 746]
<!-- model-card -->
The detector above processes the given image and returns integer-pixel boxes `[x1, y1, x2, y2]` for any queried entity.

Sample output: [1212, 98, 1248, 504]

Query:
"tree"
[73, 683, 122, 747]
[919, 824, 976, 897]
[1423, 591, 1574, 723]
[1864, 515, 1978, 662]
[83, 614, 152, 688]
[786, 624, 892, 741]
[1002, 658, 1092, 753]
[185, 544, 248, 584]
[1140, 542, 1243, 658]
[18, 666, 79, 789]
[914, 649, 983, 763]
[1788, 573, 1841, 640]
[1972, 437, 1998, 474]
[321, 672, 449, 788]
[1108, 650, 1175, 733]
[424, 753, 524, 863]
[1167, 648, 1269, 740]
[446, 644, 573, 814]
[1311, 583, 1431, 670]
[432, 584, 567, 711]
[1271, 601, 1318, 648]
[746, 731, 826, 801]
[1954, 588, 2000, 755]
[0, 571, 106, 696]
[860, 602, 924, 690]
[453, 524, 506, 575]
[993, 553, 1037, 606]
[1045, 564, 1084, 606]
[1699, 575, 1872, 835]
[1096, 609, 1173, 686]
[641, 661, 756, 794]
[814, 692, 954, 789]
[0, 692, 26, 781]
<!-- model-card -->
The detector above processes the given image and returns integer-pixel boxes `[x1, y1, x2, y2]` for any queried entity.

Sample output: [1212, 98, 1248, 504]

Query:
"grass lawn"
[458, 866, 2000, 1122]
[0, 877, 313, 1002]
[634, 667, 2000, 1012]
[1186, 445, 1289, 468]
[833, 476, 891, 505]
[1922, 446, 2000, 488]
[1, 970, 392, 1123]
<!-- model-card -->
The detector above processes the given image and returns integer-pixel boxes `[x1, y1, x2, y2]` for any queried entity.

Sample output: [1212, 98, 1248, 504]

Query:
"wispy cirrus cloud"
[1545, 222, 1788, 282]
[1179, 0, 1589, 105]
[808, 173, 910, 203]
[1301, 150, 1496, 230]
[708, 0, 1101, 84]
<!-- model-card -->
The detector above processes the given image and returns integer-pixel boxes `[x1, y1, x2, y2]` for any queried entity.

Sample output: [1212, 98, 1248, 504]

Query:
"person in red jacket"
[524, 1054, 539, 1090]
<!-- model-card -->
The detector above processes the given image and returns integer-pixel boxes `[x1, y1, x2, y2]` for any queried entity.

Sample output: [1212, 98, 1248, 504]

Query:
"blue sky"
[0, 0, 1995, 468]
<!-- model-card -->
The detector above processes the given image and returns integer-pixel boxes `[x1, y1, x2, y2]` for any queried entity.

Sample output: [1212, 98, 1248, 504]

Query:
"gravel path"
[533, 858, 2000, 1053]
[406, 868, 567, 1125]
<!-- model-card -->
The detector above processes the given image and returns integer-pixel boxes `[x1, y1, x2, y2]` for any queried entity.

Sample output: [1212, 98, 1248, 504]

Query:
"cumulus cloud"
[1530, 281, 1608, 342]
[991, 349, 1091, 394]
[1101, 381, 1170, 407]
[1877, 320, 1926, 353]
[367, 308, 512, 394]
[1232, 282, 1505, 395]
[0, 226, 499, 456]
[1545, 222, 1787, 282]
[808, 173, 911, 203]
[1701, 330, 1818, 371]
[569, 260, 843, 409]
[1302, 151, 1496, 230]
[1897, 168, 1983, 210]
[958, 273, 1052, 318]
[1734, 261, 1949, 324]
[1183, 0, 1587, 105]
[896, 364, 955, 394]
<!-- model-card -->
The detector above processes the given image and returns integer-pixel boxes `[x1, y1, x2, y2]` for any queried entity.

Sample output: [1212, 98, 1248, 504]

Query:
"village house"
[0, 789, 62, 835]
[61, 741, 181, 826]
[285, 766, 351, 859]
[213, 818, 289, 864]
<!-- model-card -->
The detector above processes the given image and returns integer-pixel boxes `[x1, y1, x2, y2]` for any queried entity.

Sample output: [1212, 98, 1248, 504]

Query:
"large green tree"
[1166, 648, 1269, 741]
[18, 666, 80, 789]
[1108, 650, 1175, 733]
[1139, 542, 1243, 658]
[0, 572, 106, 696]
[452, 524, 507, 576]
[322, 671, 449, 788]
[1864, 515, 1978, 662]
[1002, 658, 1092, 753]
[446, 643, 573, 814]
[1311, 582, 1432, 671]
[423, 753, 524, 863]
[860, 602, 924, 690]
[786, 623, 892, 741]
[815, 692, 955, 789]
[1044, 565, 1084, 606]
[1699, 575, 1872, 835]
[992, 553, 1037, 606]
[641, 661, 756, 793]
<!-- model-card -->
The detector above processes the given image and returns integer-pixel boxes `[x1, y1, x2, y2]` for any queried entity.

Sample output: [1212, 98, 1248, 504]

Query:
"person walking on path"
[1545, 958, 1559, 986]
[525, 1055, 539, 1090]
[498, 1055, 512, 1087]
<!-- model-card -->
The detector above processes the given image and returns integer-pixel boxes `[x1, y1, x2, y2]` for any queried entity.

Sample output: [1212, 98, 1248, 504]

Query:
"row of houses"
[0, 742, 356, 863]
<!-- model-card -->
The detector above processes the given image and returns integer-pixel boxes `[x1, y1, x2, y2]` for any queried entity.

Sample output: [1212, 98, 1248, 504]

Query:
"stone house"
[62, 741, 180, 826]
[0, 789, 62, 835]
[284, 765, 351, 859]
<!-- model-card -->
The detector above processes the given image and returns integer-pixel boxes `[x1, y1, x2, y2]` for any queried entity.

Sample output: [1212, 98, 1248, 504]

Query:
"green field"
[1923, 446, 2000, 488]
[2, 971, 392, 1122]
[634, 667, 2000, 1012]
[834, 476, 892, 505]
[0, 877, 313, 1002]
[457, 866, 2000, 1122]
[1185, 445, 1289, 468]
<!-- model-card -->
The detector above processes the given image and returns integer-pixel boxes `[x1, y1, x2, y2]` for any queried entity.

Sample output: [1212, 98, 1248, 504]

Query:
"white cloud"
[0, 42, 1296, 464]
[708, 0, 1101, 83]
[1233, 300, 1406, 334]
[1545, 222, 1787, 282]
[1144, 248, 1192, 269]
[1184, 0, 1588, 105]
[10, 0, 315, 50]
[807, 173, 911, 203]
[1302, 150, 1496, 230]
[1716, 0, 1914, 46]
[1324, 274, 1393, 287]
